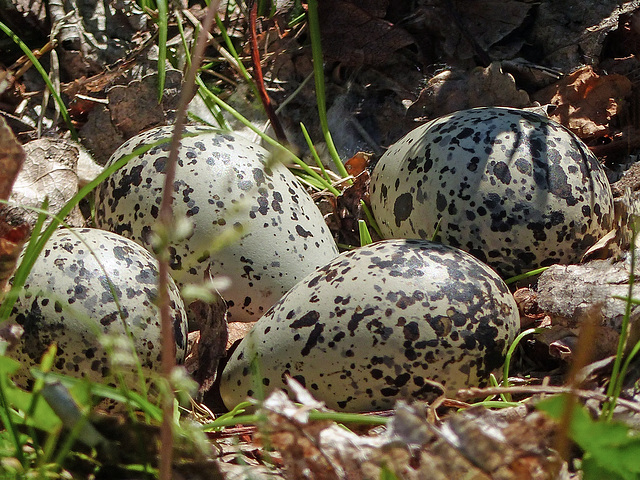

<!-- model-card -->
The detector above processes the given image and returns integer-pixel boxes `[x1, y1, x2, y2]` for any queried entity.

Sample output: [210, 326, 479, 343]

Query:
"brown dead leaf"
[416, 0, 531, 62]
[533, 66, 632, 138]
[259, 386, 567, 480]
[0, 117, 25, 201]
[107, 70, 182, 139]
[10, 138, 83, 227]
[318, 0, 414, 66]
[0, 211, 30, 294]
[186, 293, 228, 397]
[408, 63, 530, 120]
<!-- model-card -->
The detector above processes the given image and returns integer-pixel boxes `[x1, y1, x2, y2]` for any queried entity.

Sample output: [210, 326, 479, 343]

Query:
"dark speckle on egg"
[8, 228, 188, 406]
[95, 126, 338, 323]
[220, 239, 519, 412]
[370, 107, 614, 277]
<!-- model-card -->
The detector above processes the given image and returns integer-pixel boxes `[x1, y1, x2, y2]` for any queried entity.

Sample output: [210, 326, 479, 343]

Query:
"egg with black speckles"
[94, 125, 339, 323]
[370, 107, 614, 278]
[8, 228, 187, 396]
[219, 239, 519, 412]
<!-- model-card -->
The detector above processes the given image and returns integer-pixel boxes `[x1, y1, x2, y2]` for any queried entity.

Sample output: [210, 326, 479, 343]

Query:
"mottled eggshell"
[9, 228, 187, 391]
[370, 107, 614, 278]
[220, 239, 519, 412]
[95, 126, 339, 322]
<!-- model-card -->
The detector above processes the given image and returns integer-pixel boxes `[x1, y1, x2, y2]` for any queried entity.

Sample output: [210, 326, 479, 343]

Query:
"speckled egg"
[370, 107, 614, 278]
[220, 239, 519, 412]
[95, 126, 339, 322]
[9, 228, 187, 390]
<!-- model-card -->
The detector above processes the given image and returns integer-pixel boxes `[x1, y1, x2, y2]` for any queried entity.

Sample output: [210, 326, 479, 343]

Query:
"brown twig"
[157, 3, 221, 480]
[248, 1, 287, 143]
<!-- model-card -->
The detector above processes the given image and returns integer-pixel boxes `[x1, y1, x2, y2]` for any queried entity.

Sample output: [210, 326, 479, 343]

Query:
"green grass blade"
[156, 0, 168, 101]
[306, 0, 349, 180]
[358, 219, 373, 246]
[300, 122, 331, 183]
[504, 266, 549, 285]
[0, 136, 175, 322]
[0, 21, 77, 140]
[502, 328, 541, 401]
[603, 224, 638, 419]
[214, 14, 260, 100]
[196, 76, 341, 195]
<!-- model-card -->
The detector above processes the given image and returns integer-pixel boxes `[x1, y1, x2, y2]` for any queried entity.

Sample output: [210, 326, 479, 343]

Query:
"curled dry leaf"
[318, 0, 414, 66]
[0, 117, 29, 294]
[9, 138, 83, 227]
[533, 66, 632, 138]
[0, 116, 25, 201]
[536, 260, 640, 360]
[186, 294, 228, 397]
[408, 63, 530, 120]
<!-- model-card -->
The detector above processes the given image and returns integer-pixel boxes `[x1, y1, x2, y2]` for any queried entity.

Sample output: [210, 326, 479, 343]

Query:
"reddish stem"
[249, 2, 287, 143]
[158, 3, 220, 480]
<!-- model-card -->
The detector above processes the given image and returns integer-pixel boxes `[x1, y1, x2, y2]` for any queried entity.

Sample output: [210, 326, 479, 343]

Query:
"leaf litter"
[4, 0, 640, 478]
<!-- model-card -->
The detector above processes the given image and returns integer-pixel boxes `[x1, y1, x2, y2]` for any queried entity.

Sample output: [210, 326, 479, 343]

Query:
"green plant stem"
[603, 226, 637, 420]
[202, 410, 389, 431]
[504, 266, 549, 285]
[0, 21, 77, 140]
[306, 0, 349, 180]
[300, 122, 331, 182]
[502, 328, 540, 401]
[156, 0, 168, 101]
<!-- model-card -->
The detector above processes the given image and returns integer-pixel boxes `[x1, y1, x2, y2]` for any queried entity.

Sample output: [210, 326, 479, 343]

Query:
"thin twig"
[157, 2, 220, 480]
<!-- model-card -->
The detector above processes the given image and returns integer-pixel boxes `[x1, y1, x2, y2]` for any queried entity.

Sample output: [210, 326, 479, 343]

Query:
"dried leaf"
[0, 213, 30, 294]
[107, 71, 182, 138]
[533, 66, 632, 138]
[318, 0, 414, 66]
[9, 138, 82, 227]
[409, 63, 530, 120]
[259, 387, 567, 480]
[187, 293, 228, 397]
[0, 117, 25, 201]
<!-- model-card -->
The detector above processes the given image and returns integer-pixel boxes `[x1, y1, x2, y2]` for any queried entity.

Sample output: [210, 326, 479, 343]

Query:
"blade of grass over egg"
[0, 21, 77, 140]
[196, 79, 341, 195]
[0, 137, 179, 323]
[504, 266, 549, 285]
[306, 0, 349, 180]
